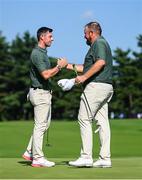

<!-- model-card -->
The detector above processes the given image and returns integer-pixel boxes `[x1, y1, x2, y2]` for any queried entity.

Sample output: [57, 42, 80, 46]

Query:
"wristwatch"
[56, 64, 62, 71]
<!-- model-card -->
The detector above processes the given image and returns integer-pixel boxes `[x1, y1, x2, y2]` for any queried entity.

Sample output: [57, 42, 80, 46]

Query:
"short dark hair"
[85, 21, 102, 35]
[37, 27, 53, 41]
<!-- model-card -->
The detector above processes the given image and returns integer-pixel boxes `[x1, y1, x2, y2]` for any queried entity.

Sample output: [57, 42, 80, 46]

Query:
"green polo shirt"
[83, 36, 113, 86]
[30, 46, 51, 90]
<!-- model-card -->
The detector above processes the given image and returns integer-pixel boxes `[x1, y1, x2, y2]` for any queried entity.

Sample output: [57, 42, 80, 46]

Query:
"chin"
[46, 44, 51, 47]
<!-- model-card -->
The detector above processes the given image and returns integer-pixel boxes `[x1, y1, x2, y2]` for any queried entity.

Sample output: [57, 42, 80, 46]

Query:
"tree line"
[0, 31, 142, 121]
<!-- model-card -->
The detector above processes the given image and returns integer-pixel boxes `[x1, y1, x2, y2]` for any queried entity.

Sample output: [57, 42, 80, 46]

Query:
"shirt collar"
[91, 36, 103, 46]
[36, 46, 47, 53]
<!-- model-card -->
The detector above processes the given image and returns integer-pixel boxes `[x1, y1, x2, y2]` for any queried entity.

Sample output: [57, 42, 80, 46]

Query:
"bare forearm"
[75, 60, 106, 84]
[41, 58, 68, 80]
[41, 66, 60, 80]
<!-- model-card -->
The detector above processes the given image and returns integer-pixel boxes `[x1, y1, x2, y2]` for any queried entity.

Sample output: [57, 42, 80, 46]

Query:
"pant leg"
[26, 105, 51, 155]
[78, 83, 101, 159]
[78, 95, 93, 159]
[78, 82, 113, 159]
[29, 88, 52, 159]
[95, 103, 111, 159]
[26, 135, 33, 154]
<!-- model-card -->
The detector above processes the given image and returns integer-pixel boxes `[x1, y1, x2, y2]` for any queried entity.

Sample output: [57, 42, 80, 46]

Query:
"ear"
[89, 31, 94, 37]
[40, 34, 44, 40]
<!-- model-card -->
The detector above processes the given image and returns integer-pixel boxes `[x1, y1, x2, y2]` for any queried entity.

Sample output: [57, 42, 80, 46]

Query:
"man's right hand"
[57, 58, 68, 68]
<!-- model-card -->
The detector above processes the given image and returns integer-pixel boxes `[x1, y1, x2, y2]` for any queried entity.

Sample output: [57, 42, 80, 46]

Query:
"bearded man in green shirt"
[67, 21, 113, 168]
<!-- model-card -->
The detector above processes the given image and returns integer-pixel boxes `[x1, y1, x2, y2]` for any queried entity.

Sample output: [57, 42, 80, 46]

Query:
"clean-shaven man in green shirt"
[22, 27, 67, 167]
[67, 21, 113, 168]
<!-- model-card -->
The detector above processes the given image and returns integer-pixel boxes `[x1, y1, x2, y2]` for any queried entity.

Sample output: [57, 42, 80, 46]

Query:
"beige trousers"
[78, 82, 113, 160]
[26, 88, 52, 159]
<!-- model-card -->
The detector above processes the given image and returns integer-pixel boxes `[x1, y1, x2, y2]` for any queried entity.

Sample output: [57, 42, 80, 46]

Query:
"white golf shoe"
[32, 157, 55, 167]
[93, 158, 112, 168]
[69, 157, 93, 167]
[22, 151, 33, 161]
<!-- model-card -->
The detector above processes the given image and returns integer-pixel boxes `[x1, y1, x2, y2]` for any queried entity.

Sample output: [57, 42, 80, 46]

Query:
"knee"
[34, 122, 47, 132]
[78, 115, 92, 128]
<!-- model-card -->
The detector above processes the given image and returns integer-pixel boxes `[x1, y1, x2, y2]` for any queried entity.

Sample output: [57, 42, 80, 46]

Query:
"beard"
[45, 43, 51, 47]
[86, 38, 92, 46]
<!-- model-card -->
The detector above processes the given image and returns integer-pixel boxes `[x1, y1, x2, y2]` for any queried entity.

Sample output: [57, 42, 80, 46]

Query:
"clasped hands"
[57, 58, 68, 69]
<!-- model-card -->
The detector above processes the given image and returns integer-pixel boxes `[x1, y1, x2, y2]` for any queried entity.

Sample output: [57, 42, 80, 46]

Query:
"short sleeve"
[32, 54, 47, 72]
[93, 41, 107, 61]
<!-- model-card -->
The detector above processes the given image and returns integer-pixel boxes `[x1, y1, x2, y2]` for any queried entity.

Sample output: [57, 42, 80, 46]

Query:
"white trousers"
[78, 82, 113, 160]
[26, 88, 52, 159]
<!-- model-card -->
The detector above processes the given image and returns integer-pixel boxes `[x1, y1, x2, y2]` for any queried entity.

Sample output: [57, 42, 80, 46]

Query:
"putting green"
[0, 157, 142, 179]
[0, 120, 142, 179]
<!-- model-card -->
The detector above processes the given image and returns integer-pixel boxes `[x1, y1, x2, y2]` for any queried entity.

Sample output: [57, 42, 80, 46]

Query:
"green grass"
[1, 157, 142, 179]
[0, 119, 142, 179]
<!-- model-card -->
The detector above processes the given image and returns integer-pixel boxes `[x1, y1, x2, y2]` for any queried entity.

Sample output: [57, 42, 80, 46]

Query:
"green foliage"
[111, 35, 142, 118]
[0, 31, 142, 120]
[0, 32, 36, 120]
[52, 75, 81, 119]
[50, 58, 81, 119]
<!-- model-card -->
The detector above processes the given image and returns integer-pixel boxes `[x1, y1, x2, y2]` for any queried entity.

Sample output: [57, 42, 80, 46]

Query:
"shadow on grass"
[18, 161, 31, 166]
[56, 160, 69, 165]
[55, 161, 93, 168]
[18, 160, 69, 166]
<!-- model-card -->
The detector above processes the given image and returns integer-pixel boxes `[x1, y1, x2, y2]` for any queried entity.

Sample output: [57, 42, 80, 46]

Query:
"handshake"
[57, 58, 68, 70]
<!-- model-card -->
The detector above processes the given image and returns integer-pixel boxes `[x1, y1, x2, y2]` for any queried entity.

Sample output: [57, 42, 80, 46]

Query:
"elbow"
[41, 71, 51, 80]
[96, 60, 106, 71]
[101, 60, 106, 67]
[99, 60, 106, 69]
